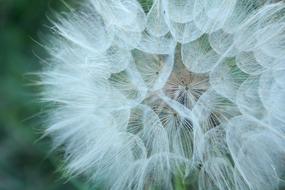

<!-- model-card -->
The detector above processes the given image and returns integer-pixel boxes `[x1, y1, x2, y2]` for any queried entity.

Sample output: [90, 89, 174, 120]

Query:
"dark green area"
[0, 0, 86, 189]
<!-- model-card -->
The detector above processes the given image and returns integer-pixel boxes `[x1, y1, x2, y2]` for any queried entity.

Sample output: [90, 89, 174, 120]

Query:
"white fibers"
[41, 0, 285, 189]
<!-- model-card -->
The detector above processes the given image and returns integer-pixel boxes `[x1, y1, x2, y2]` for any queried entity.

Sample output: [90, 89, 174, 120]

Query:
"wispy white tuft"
[41, 0, 285, 189]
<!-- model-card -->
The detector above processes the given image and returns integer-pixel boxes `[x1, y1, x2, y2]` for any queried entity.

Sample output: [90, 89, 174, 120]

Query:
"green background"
[0, 0, 87, 189]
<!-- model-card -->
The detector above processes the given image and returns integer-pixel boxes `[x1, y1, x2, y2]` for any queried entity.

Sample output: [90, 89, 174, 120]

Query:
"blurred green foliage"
[0, 0, 86, 189]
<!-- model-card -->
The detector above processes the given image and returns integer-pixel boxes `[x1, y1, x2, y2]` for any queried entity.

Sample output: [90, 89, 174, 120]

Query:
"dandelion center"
[141, 45, 210, 129]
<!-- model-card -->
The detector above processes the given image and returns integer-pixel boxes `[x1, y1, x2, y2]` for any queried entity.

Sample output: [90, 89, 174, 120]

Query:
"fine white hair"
[41, 0, 285, 189]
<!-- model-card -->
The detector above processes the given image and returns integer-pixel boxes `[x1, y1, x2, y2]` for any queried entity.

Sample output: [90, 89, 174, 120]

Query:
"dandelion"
[41, 0, 285, 189]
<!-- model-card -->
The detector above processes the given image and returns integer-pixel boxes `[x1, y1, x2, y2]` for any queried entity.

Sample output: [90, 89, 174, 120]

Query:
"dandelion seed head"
[41, 0, 285, 189]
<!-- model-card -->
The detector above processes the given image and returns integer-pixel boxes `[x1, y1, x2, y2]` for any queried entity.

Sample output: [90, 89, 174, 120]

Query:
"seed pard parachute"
[41, 0, 285, 189]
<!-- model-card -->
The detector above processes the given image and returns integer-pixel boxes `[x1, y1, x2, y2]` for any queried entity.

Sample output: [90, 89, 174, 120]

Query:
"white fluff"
[41, 0, 285, 189]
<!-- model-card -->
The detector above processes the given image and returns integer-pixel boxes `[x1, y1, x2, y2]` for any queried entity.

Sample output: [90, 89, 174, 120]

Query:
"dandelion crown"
[41, 0, 285, 189]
